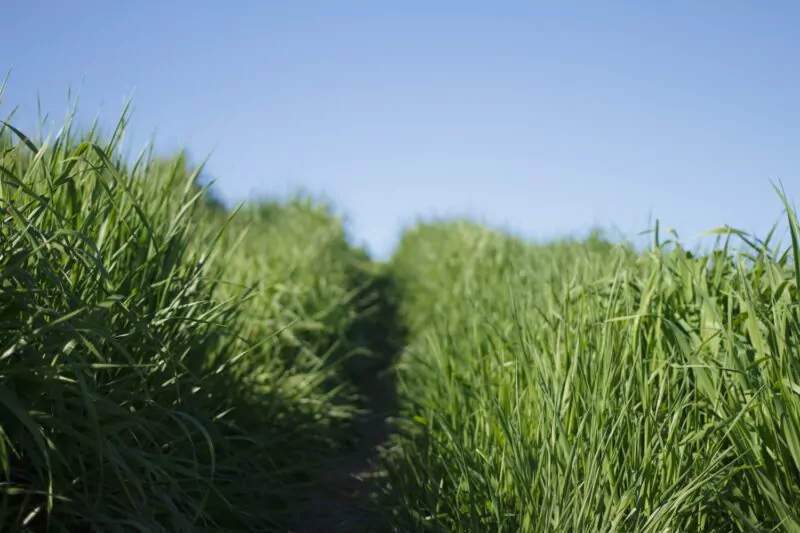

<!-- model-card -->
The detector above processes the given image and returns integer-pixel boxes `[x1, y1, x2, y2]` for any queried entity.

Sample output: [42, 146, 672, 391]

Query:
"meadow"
[385, 216, 800, 532]
[2, 107, 800, 532]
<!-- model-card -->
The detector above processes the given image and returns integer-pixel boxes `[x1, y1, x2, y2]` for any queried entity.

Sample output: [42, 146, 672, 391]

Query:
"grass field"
[383, 215, 800, 531]
[2, 107, 800, 532]
[0, 110, 395, 532]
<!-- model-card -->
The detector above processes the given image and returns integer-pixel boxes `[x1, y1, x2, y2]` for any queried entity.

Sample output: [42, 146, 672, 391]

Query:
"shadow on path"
[290, 270, 406, 533]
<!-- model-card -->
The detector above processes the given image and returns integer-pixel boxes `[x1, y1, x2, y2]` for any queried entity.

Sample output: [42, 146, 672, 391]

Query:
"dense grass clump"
[0, 113, 384, 531]
[384, 213, 800, 532]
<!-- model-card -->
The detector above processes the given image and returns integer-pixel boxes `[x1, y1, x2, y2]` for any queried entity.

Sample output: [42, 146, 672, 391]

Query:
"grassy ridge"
[0, 114, 385, 531]
[384, 215, 800, 532]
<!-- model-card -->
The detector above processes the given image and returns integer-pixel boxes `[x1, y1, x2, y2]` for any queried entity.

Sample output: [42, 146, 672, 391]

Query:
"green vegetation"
[3, 103, 800, 532]
[383, 215, 800, 531]
[0, 111, 390, 532]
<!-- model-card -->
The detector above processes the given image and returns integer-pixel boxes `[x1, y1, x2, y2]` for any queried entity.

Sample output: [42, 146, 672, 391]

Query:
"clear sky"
[4, 1, 799, 258]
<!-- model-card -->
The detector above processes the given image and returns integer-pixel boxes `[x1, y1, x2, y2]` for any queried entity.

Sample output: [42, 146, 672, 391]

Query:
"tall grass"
[6, 95, 800, 533]
[384, 210, 800, 532]
[0, 108, 382, 531]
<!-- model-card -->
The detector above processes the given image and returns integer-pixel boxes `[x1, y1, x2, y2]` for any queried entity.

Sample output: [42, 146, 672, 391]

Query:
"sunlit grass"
[0, 106, 382, 531]
[384, 202, 800, 532]
[5, 92, 800, 533]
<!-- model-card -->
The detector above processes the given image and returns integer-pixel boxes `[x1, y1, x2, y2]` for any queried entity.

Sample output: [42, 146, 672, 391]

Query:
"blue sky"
[4, 1, 799, 258]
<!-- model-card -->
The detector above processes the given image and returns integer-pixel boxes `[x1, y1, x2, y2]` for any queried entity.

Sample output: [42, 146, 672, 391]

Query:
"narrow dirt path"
[290, 367, 396, 533]
[290, 272, 404, 533]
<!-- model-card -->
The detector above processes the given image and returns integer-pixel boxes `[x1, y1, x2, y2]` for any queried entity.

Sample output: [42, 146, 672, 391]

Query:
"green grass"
[382, 213, 800, 532]
[0, 109, 389, 532]
[5, 98, 800, 532]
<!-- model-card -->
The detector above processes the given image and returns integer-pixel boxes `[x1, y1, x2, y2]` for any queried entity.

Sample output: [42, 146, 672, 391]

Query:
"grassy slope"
[0, 115, 387, 532]
[384, 216, 800, 532]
